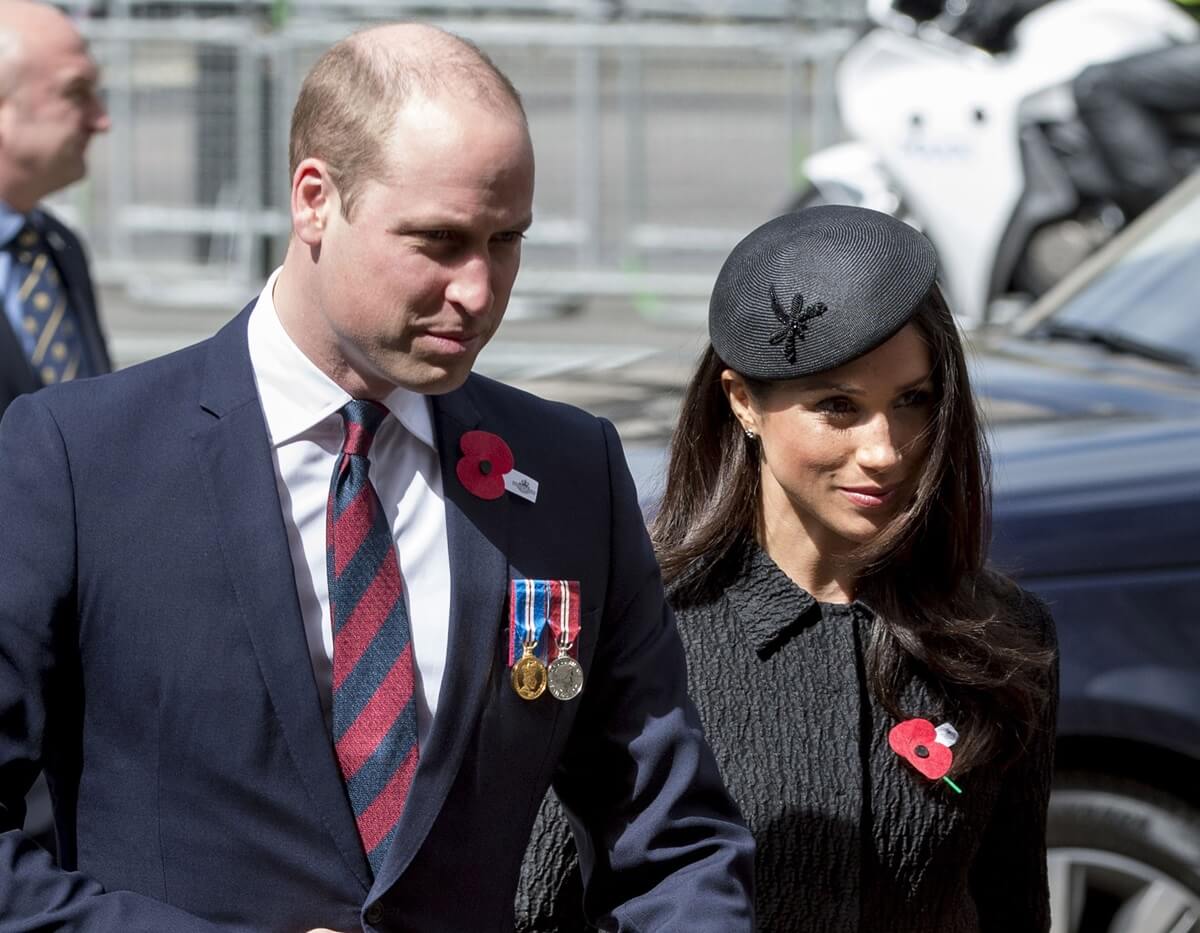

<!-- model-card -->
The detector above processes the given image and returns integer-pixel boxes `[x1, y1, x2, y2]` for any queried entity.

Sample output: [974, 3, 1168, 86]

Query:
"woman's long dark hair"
[652, 284, 1053, 775]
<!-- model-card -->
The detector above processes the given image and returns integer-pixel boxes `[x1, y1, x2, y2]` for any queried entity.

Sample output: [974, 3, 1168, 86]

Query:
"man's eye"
[493, 232, 526, 244]
[423, 231, 455, 242]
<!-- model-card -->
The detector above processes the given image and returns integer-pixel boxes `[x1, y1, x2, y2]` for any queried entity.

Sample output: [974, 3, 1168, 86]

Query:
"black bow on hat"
[709, 205, 939, 380]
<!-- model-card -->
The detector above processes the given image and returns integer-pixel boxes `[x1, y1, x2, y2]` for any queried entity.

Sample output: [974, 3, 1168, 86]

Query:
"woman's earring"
[744, 429, 757, 440]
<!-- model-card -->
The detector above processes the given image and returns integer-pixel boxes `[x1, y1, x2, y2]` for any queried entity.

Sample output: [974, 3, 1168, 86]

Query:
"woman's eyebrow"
[795, 379, 860, 394]
[896, 372, 935, 391]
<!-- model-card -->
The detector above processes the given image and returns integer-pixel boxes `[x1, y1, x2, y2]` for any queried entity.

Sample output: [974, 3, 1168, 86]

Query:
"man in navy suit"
[0, 22, 753, 933]
[0, 0, 112, 420]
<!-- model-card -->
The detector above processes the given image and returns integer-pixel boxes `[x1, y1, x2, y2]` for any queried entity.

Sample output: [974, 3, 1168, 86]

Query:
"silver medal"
[547, 654, 584, 701]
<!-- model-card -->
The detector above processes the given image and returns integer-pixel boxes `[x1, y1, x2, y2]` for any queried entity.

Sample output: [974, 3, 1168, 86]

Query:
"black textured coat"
[517, 545, 1057, 932]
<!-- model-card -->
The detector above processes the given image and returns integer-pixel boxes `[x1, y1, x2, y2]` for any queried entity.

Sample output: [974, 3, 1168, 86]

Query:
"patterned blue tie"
[9, 224, 87, 384]
[327, 400, 420, 875]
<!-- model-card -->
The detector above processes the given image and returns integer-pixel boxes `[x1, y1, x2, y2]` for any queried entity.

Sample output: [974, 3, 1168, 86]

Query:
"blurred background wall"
[47, 0, 866, 342]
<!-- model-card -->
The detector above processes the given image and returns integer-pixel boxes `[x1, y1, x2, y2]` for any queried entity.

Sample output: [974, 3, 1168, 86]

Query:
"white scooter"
[799, 0, 1200, 325]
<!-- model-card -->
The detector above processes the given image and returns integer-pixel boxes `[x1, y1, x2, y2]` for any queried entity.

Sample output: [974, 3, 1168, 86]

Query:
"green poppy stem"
[943, 776, 963, 794]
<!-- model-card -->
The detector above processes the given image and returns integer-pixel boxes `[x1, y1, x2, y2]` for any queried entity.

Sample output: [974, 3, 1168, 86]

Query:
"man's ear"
[291, 158, 338, 246]
[720, 369, 760, 435]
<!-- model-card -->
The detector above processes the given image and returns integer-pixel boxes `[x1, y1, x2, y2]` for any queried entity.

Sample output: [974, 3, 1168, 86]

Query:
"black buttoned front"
[364, 903, 385, 926]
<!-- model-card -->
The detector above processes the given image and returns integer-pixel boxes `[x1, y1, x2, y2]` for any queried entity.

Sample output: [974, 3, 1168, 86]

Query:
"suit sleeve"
[548, 418, 755, 932]
[969, 596, 1059, 932]
[0, 395, 235, 931]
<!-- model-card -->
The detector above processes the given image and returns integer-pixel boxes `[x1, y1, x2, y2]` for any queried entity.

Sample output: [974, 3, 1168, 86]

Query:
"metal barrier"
[52, 9, 861, 311]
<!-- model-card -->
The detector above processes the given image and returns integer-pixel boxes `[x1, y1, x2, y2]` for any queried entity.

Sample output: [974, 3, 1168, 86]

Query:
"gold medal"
[547, 655, 584, 701]
[511, 645, 547, 700]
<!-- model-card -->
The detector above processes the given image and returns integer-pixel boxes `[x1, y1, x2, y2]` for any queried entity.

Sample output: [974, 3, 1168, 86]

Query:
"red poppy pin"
[888, 718, 963, 794]
[456, 430, 515, 500]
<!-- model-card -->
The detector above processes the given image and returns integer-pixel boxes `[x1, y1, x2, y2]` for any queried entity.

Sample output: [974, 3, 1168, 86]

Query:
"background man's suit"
[0, 307, 754, 931]
[0, 209, 111, 419]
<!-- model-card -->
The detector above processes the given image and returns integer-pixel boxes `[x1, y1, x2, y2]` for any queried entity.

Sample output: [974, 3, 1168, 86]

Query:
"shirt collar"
[247, 267, 437, 451]
[723, 542, 873, 658]
[0, 200, 41, 250]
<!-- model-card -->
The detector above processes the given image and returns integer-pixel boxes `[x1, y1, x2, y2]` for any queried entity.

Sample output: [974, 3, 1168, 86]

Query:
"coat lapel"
[372, 379, 511, 895]
[0, 312, 37, 393]
[190, 308, 371, 892]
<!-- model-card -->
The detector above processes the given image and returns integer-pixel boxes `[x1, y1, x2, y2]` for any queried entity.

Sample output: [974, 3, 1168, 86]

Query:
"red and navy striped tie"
[327, 400, 419, 874]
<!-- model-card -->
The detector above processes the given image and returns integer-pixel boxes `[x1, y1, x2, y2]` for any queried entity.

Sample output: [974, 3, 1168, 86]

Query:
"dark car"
[974, 172, 1200, 931]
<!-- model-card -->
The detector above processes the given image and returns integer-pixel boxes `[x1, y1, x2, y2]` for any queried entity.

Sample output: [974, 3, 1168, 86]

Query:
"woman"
[516, 205, 1058, 932]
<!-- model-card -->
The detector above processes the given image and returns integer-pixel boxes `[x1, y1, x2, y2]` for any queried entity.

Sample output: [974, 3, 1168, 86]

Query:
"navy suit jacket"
[0, 308, 754, 932]
[0, 209, 111, 419]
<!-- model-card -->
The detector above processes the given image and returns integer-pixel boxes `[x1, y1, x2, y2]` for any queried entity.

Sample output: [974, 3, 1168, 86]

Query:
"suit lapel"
[0, 312, 38, 394]
[191, 308, 371, 892]
[373, 379, 511, 894]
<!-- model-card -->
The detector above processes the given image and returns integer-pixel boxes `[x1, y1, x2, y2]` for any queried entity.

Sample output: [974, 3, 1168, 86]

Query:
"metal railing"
[52, 5, 863, 311]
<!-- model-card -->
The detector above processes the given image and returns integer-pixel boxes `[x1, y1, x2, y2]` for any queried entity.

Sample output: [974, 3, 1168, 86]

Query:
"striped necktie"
[327, 399, 420, 875]
[8, 224, 87, 384]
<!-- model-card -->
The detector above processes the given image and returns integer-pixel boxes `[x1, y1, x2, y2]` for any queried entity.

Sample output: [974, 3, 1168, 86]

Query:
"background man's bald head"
[289, 23, 527, 219]
[0, 1, 88, 97]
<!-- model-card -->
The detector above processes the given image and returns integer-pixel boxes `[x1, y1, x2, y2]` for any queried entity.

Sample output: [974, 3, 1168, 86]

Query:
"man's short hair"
[289, 27, 526, 220]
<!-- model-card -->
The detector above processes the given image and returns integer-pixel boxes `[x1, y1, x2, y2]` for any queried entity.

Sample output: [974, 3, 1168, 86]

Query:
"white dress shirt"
[246, 269, 450, 745]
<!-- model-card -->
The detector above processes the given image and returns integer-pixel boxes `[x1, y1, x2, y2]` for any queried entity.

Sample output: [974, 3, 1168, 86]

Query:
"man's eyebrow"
[59, 68, 100, 91]
[392, 214, 535, 233]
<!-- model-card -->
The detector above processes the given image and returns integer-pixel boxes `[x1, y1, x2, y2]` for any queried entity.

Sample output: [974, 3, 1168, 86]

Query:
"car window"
[1049, 190, 1200, 366]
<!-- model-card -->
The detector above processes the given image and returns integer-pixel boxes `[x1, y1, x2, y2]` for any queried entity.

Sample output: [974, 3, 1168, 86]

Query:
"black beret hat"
[709, 205, 939, 380]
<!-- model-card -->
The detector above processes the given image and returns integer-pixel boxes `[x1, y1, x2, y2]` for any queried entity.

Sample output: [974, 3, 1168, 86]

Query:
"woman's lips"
[840, 486, 896, 508]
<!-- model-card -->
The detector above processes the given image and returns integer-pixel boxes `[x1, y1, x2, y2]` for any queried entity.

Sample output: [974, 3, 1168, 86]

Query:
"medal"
[512, 646, 547, 700]
[547, 579, 584, 701]
[509, 579, 550, 701]
[547, 655, 583, 701]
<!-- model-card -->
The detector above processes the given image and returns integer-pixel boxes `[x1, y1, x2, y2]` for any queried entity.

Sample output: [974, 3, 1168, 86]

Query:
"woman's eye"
[897, 389, 933, 408]
[817, 397, 856, 415]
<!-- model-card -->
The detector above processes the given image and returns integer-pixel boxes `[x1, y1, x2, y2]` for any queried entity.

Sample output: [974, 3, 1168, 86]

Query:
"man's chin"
[387, 361, 476, 397]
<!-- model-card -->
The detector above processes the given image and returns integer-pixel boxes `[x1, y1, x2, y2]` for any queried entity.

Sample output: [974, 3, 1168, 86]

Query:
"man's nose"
[90, 96, 111, 134]
[446, 254, 494, 316]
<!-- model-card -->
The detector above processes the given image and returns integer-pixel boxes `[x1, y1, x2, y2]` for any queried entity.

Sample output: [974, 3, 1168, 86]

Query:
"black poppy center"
[914, 745, 930, 759]
[479, 460, 493, 476]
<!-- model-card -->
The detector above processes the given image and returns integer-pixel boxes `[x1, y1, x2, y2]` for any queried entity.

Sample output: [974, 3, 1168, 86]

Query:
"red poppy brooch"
[888, 718, 963, 794]
[456, 431, 538, 503]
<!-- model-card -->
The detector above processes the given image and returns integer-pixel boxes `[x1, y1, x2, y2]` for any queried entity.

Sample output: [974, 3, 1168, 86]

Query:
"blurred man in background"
[0, 0, 111, 859]
[0, 0, 111, 420]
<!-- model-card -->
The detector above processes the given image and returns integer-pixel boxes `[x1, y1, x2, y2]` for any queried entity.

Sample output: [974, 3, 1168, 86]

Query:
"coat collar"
[723, 543, 872, 658]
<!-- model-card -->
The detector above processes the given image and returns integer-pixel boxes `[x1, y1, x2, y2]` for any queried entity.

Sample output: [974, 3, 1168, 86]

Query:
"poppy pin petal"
[457, 431, 515, 500]
[889, 717, 954, 782]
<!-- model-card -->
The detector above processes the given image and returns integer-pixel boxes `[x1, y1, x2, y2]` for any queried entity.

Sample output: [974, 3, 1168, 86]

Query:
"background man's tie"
[327, 399, 420, 875]
[9, 224, 87, 384]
